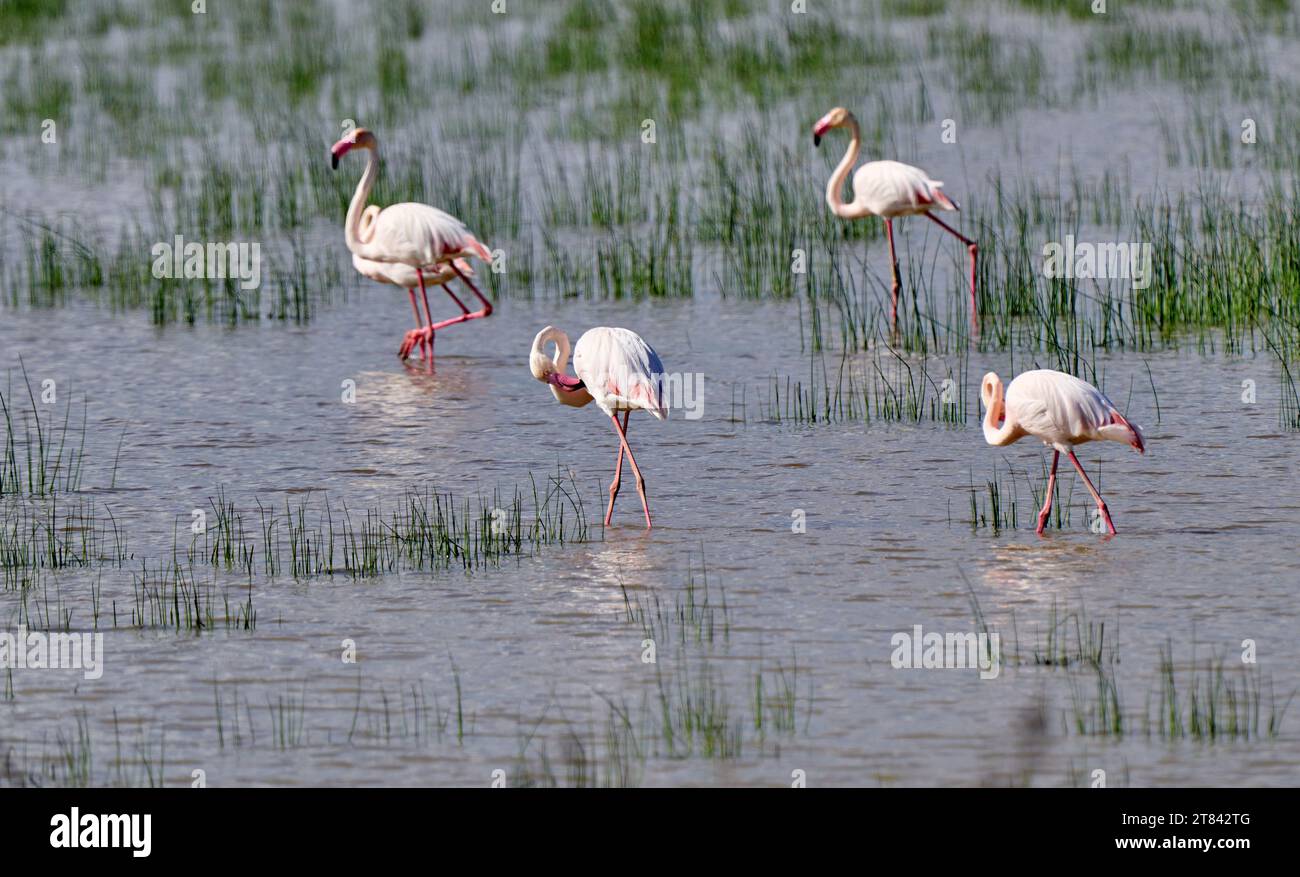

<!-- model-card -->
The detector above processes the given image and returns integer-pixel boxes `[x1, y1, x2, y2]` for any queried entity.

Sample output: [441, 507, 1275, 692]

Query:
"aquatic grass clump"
[621, 554, 730, 649]
[737, 347, 969, 425]
[654, 659, 743, 759]
[0, 497, 128, 586]
[1079, 20, 1266, 96]
[0, 366, 87, 498]
[1024, 598, 1116, 670]
[186, 472, 594, 580]
[127, 560, 256, 632]
[926, 21, 1050, 123]
[0, 710, 166, 788]
[0, 0, 69, 47]
[965, 457, 1090, 534]
[967, 469, 1020, 533]
[4, 216, 344, 326]
[753, 653, 807, 739]
[1153, 643, 1292, 742]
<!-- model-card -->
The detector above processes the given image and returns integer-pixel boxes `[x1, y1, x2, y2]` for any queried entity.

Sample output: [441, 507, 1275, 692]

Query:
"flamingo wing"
[853, 161, 956, 217]
[1007, 370, 1143, 451]
[572, 327, 667, 420]
[369, 203, 490, 267]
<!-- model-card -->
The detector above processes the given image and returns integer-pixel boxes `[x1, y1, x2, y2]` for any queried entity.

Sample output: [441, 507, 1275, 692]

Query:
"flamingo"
[530, 326, 667, 529]
[330, 127, 493, 361]
[981, 369, 1146, 536]
[812, 106, 977, 328]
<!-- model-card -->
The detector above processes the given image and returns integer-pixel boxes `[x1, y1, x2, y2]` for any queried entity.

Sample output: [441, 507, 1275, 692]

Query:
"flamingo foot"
[1098, 503, 1117, 536]
[400, 326, 435, 361]
[399, 329, 421, 360]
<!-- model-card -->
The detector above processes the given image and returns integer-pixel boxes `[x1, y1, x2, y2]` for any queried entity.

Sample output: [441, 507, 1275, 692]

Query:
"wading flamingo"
[530, 326, 667, 529]
[812, 106, 977, 328]
[981, 369, 1146, 536]
[330, 128, 493, 361]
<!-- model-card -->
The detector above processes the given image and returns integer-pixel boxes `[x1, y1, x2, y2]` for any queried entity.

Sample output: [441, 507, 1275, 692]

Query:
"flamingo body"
[851, 160, 958, 218]
[993, 369, 1145, 453]
[572, 327, 667, 420]
[354, 202, 491, 268]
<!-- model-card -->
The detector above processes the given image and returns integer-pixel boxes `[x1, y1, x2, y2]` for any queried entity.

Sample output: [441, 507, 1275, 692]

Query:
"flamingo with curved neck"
[981, 369, 1146, 536]
[813, 106, 978, 329]
[530, 325, 667, 529]
[330, 127, 493, 364]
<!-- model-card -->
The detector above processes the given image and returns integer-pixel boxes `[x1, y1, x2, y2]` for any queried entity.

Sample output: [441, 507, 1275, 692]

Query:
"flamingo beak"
[329, 139, 352, 170]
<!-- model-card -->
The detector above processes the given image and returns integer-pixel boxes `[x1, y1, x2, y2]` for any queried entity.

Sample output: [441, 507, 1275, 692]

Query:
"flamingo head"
[531, 326, 591, 404]
[330, 127, 376, 169]
[980, 372, 1004, 422]
[812, 107, 851, 147]
[530, 327, 559, 382]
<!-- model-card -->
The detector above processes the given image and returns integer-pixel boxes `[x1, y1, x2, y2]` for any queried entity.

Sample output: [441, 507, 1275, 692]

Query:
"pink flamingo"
[330, 128, 493, 361]
[530, 326, 667, 529]
[981, 369, 1146, 535]
[813, 106, 977, 328]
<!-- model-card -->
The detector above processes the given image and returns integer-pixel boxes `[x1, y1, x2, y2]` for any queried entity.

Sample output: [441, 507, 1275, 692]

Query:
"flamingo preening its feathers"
[981, 369, 1146, 535]
[530, 326, 667, 529]
[813, 106, 977, 329]
[330, 127, 493, 362]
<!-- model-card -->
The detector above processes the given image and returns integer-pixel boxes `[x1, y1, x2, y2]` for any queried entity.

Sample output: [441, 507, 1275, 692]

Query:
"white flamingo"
[330, 128, 493, 361]
[981, 369, 1146, 535]
[813, 106, 977, 328]
[530, 326, 667, 529]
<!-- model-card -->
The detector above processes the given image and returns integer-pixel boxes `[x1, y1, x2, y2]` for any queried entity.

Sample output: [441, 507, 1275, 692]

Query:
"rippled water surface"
[2, 0, 1299, 787]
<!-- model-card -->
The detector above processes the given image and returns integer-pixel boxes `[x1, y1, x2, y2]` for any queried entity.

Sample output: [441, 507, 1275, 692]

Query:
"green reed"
[185, 472, 593, 580]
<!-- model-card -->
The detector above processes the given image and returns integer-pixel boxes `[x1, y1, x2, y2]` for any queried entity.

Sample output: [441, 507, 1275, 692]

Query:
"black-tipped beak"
[813, 133, 821, 147]
[331, 153, 339, 170]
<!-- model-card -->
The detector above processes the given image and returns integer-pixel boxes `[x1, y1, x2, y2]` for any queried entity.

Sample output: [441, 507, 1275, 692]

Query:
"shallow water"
[2, 0, 1299, 787]
[3, 288, 1299, 786]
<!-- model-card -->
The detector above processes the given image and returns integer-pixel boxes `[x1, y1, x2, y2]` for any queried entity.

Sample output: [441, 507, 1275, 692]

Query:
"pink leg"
[604, 410, 629, 526]
[442, 283, 472, 316]
[400, 288, 425, 360]
[417, 275, 435, 363]
[1036, 450, 1059, 536]
[884, 218, 901, 330]
[1067, 450, 1117, 535]
[428, 261, 494, 332]
[610, 412, 651, 530]
[925, 212, 978, 324]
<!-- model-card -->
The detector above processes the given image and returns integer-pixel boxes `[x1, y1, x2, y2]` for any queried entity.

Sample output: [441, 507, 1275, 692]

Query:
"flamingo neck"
[826, 116, 864, 219]
[982, 382, 1019, 446]
[531, 327, 594, 408]
[344, 148, 379, 255]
